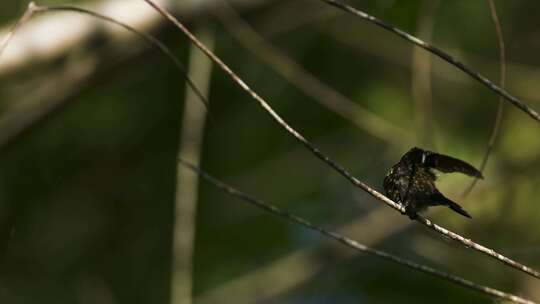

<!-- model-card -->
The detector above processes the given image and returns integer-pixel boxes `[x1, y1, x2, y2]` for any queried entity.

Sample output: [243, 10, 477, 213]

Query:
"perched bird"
[383, 147, 483, 219]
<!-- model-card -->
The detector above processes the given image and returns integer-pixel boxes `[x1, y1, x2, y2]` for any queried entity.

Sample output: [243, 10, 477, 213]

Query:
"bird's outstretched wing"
[424, 152, 483, 179]
[403, 147, 483, 178]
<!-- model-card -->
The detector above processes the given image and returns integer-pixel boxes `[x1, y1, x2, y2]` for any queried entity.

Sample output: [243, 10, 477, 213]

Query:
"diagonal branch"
[142, 0, 540, 280]
[179, 160, 535, 304]
[318, 0, 540, 123]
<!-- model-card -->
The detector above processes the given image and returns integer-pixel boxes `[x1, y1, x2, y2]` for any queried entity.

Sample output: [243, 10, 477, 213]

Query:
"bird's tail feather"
[447, 201, 471, 218]
[431, 193, 471, 218]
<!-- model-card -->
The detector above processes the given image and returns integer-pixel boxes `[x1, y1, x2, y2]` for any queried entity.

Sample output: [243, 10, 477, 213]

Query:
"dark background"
[0, 0, 539, 303]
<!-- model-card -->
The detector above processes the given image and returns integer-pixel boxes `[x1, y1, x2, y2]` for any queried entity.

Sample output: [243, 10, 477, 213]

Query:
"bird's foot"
[403, 206, 418, 220]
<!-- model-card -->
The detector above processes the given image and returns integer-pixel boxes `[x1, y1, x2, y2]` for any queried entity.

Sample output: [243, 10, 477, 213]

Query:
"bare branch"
[463, 0, 507, 197]
[179, 160, 536, 304]
[318, 0, 540, 122]
[141, 0, 540, 280]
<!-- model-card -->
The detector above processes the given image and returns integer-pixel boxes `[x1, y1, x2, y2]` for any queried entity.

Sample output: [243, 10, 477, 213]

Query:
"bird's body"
[383, 147, 482, 219]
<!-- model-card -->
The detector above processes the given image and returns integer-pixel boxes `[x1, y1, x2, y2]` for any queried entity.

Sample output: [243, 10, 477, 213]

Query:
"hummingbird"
[383, 147, 483, 219]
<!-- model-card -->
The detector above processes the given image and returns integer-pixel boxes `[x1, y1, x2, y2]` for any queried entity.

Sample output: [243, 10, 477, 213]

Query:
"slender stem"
[463, 0, 507, 197]
[179, 160, 536, 304]
[142, 0, 540, 280]
[318, 0, 540, 122]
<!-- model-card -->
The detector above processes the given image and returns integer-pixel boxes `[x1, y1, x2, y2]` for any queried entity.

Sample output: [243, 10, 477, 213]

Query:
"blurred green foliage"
[1, 0, 540, 303]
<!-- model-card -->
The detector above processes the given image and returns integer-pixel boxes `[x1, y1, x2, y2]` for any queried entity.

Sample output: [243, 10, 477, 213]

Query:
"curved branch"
[0, 3, 37, 58]
[0, 2, 213, 150]
[179, 160, 535, 304]
[30, 4, 210, 111]
[463, 0, 507, 197]
[318, 0, 540, 122]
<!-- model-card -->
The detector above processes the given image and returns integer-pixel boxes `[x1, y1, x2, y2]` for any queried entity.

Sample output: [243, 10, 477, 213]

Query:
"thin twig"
[16, 3, 211, 111]
[142, 0, 540, 280]
[463, 0, 507, 197]
[318, 0, 540, 122]
[179, 160, 535, 304]
[214, 2, 411, 146]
